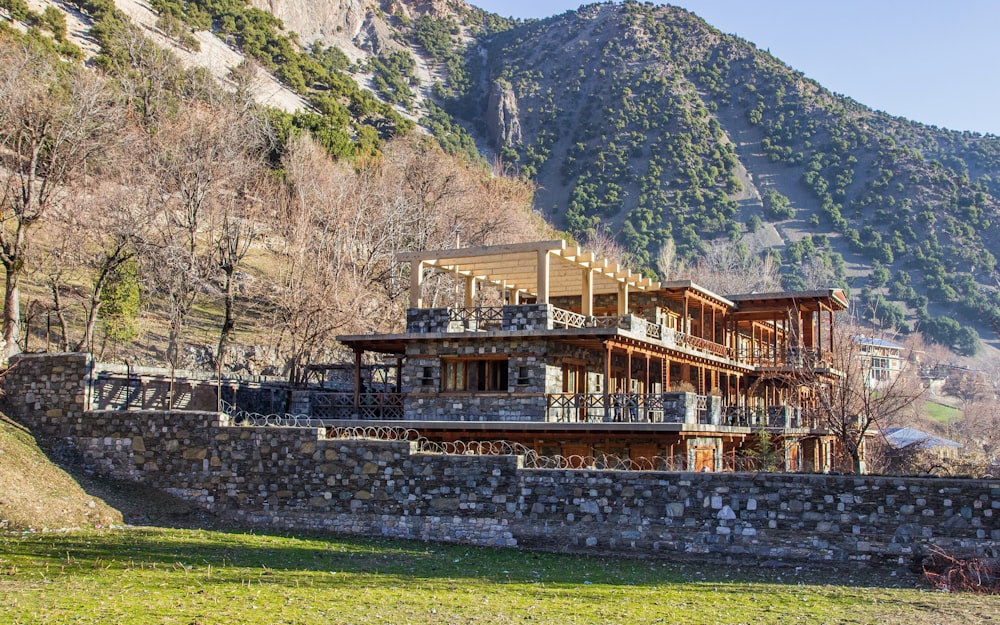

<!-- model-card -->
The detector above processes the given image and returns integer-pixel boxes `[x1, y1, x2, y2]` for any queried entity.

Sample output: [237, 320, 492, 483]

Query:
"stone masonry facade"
[4, 353, 999, 566]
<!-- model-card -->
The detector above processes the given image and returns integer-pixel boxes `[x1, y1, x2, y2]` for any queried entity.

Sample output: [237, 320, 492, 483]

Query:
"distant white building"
[854, 336, 904, 387]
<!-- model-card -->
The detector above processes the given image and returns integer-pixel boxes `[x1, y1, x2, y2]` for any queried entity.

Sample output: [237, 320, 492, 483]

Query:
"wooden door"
[694, 447, 715, 472]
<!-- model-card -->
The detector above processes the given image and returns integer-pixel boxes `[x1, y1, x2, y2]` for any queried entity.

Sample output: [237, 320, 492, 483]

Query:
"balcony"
[545, 392, 723, 425]
[406, 304, 735, 363]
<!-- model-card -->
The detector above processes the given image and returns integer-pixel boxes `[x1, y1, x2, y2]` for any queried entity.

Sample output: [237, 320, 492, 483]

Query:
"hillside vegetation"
[0, 20, 545, 375]
[446, 2, 1000, 354]
[4, 0, 1000, 360]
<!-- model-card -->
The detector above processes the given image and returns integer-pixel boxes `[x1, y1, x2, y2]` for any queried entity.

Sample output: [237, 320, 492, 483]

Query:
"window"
[420, 366, 434, 387]
[442, 358, 508, 392]
[516, 366, 530, 386]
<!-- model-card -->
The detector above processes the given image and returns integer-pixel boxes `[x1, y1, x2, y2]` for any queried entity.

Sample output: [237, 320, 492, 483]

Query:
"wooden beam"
[397, 239, 565, 263]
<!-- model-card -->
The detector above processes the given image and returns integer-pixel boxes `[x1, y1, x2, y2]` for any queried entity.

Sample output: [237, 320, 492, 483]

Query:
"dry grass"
[0, 416, 121, 531]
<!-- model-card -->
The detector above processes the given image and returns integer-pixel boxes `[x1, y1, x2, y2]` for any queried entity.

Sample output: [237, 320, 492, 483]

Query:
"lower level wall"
[39, 409, 1000, 566]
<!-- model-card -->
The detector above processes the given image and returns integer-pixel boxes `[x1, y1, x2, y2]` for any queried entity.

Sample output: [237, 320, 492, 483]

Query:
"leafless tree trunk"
[0, 44, 119, 356]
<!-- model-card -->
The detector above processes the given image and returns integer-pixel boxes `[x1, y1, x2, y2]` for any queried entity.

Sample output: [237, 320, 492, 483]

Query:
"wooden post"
[353, 349, 362, 410]
[617, 281, 628, 316]
[410, 260, 423, 308]
[537, 249, 550, 304]
[603, 342, 612, 421]
[464, 275, 477, 308]
[582, 269, 593, 316]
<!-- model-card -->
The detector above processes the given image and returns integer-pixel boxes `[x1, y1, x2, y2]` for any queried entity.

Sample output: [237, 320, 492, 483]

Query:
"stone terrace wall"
[3, 353, 999, 565]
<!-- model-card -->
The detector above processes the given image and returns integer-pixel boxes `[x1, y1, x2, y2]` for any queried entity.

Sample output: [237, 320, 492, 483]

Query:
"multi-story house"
[854, 336, 904, 387]
[336, 240, 850, 472]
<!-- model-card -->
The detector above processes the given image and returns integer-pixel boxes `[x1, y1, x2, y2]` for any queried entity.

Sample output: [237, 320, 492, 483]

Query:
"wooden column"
[463, 275, 477, 308]
[353, 348, 363, 409]
[603, 342, 612, 421]
[817, 304, 824, 358]
[683, 294, 689, 333]
[537, 249, 550, 304]
[626, 348, 633, 393]
[582, 269, 593, 316]
[829, 309, 835, 355]
[409, 260, 424, 308]
[617, 281, 629, 315]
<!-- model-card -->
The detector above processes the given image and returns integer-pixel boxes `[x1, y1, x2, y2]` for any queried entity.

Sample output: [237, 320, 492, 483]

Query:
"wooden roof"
[727, 289, 849, 318]
[397, 240, 659, 299]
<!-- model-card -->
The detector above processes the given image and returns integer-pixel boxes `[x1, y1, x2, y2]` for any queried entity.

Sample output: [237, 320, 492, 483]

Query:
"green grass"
[1, 528, 995, 624]
[924, 401, 962, 425]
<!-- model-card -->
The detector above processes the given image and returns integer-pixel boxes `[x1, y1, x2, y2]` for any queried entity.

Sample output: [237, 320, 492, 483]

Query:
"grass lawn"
[924, 402, 962, 425]
[1, 528, 996, 625]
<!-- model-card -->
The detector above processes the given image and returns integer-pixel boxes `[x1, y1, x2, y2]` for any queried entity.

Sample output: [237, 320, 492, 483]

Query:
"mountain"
[6, 0, 1000, 357]
[239, 0, 1000, 353]
[447, 3, 1000, 353]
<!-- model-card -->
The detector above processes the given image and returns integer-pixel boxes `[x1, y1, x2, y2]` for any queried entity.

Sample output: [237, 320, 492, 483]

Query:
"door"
[562, 363, 588, 421]
[694, 447, 715, 472]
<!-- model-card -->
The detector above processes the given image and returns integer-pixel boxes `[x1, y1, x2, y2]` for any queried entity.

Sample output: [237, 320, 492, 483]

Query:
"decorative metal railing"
[214, 413, 792, 472]
[310, 392, 404, 420]
[546, 392, 693, 424]
[448, 306, 503, 331]
[739, 346, 826, 368]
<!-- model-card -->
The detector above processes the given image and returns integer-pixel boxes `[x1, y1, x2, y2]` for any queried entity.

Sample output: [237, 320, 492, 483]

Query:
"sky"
[470, 1, 1000, 136]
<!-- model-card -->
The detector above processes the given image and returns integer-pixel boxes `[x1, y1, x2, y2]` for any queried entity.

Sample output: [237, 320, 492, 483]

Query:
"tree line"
[0, 33, 545, 380]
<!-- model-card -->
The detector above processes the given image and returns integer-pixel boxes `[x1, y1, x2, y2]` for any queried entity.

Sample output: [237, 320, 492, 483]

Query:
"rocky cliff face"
[487, 78, 521, 149]
[250, 0, 466, 50]
[250, 0, 369, 46]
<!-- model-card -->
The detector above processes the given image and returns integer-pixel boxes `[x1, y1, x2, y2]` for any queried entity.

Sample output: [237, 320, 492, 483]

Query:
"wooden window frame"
[441, 356, 509, 392]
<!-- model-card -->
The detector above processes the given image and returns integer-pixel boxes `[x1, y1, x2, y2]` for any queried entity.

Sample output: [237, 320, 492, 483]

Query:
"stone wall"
[401, 338, 550, 421]
[4, 353, 999, 566]
[42, 408, 1000, 565]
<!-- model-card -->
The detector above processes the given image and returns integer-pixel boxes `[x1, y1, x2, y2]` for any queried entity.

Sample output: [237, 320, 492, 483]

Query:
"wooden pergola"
[397, 239, 660, 315]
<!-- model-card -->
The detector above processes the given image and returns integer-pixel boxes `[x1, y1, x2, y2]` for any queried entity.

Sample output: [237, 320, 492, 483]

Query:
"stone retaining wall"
[3, 353, 998, 566]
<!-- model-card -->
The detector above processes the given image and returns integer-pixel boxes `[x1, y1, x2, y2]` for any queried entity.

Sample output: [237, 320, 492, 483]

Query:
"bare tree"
[36, 182, 147, 353]
[954, 401, 1000, 462]
[684, 239, 781, 295]
[806, 318, 924, 473]
[0, 43, 119, 355]
[141, 103, 255, 367]
[212, 172, 274, 369]
[656, 238, 688, 281]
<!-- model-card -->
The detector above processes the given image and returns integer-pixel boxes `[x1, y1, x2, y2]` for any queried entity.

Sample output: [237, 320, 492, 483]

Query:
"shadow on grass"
[24, 440, 920, 593]
[1, 525, 922, 592]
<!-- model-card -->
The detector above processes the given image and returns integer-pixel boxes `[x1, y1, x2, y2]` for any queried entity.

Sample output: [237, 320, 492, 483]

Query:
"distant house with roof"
[884, 427, 962, 461]
[854, 336, 904, 387]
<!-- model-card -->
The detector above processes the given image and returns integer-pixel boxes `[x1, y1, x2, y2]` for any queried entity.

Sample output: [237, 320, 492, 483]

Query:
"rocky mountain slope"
[6, 0, 1000, 356]
[447, 3, 1000, 353]
[231, 0, 1000, 352]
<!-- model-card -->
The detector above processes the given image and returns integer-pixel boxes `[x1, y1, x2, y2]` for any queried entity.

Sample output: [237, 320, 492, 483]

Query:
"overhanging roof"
[397, 239, 659, 299]
[727, 289, 849, 312]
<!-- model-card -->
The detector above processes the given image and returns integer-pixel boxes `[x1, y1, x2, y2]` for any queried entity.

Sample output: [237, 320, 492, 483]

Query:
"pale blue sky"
[471, 1, 1000, 136]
